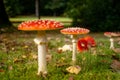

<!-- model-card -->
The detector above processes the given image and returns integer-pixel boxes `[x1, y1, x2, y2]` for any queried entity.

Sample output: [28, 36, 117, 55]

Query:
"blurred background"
[0, 0, 120, 32]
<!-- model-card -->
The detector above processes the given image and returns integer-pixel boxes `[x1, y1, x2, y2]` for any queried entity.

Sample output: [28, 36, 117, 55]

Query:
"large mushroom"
[18, 20, 63, 75]
[60, 27, 90, 64]
[104, 32, 120, 49]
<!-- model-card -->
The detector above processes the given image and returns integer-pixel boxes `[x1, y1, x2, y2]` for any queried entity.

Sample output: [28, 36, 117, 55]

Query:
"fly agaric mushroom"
[77, 36, 96, 53]
[104, 32, 120, 49]
[77, 36, 96, 52]
[77, 38, 88, 52]
[60, 27, 89, 64]
[18, 20, 63, 75]
[84, 36, 96, 47]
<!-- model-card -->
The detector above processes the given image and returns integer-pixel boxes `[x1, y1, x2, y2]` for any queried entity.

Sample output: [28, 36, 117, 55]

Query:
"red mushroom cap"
[84, 36, 96, 47]
[60, 27, 90, 35]
[77, 38, 88, 52]
[104, 32, 120, 37]
[104, 32, 113, 37]
[18, 20, 64, 31]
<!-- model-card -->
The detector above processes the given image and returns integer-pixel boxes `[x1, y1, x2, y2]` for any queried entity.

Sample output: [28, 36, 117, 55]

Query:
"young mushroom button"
[18, 20, 64, 76]
[60, 27, 89, 64]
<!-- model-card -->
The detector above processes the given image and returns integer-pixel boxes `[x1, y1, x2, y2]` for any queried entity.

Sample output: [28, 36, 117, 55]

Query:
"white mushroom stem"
[110, 38, 114, 49]
[34, 31, 47, 75]
[71, 35, 77, 64]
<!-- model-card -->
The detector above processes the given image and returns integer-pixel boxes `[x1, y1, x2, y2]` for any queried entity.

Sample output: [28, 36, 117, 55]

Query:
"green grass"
[0, 32, 120, 80]
[10, 15, 72, 22]
[10, 16, 72, 26]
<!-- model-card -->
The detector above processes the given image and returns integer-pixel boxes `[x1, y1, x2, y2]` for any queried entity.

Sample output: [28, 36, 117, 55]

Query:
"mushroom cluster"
[18, 20, 64, 75]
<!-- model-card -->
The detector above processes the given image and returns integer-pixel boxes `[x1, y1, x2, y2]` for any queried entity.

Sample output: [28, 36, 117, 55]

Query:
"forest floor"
[0, 30, 120, 80]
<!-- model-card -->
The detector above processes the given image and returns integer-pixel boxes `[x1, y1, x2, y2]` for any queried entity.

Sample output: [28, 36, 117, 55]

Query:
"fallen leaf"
[101, 60, 108, 63]
[13, 58, 24, 63]
[22, 55, 27, 59]
[8, 66, 13, 70]
[11, 47, 15, 51]
[57, 49, 63, 54]
[0, 69, 4, 72]
[0, 62, 5, 67]
[111, 60, 120, 73]
[66, 65, 81, 74]
[55, 57, 68, 67]
[58, 57, 65, 63]
[24, 45, 28, 48]
[112, 54, 120, 60]
[112, 48, 120, 53]
[25, 53, 38, 60]
[56, 62, 68, 67]
[32, 54, 38, 60]
[82, 57, 86, 61]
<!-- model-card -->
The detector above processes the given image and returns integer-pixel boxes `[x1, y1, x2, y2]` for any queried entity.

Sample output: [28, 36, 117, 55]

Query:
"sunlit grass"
[10, 15, 72, 21]
[10, 16, 72, 28]
[10, 16, 72, 26]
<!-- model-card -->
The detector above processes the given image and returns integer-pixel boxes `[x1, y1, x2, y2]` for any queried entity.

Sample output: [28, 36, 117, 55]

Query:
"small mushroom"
[84, 36, 96, 47]
[104, 32, 120, 49]
[18, 20, 63, 75]
[60, 27, 89, 64]
[77, 36, 96, 52]
[77, 38, 88, 52]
